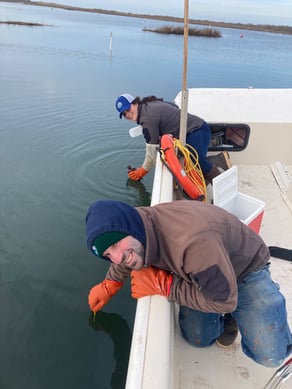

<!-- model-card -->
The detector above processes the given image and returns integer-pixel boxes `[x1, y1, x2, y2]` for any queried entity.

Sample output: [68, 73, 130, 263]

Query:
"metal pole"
[109, 32, 112, 55]
[179, 0, 189, 145]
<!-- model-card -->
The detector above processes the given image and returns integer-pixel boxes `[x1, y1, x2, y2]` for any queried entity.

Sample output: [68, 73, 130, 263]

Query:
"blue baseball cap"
[115, 94, 134, 118]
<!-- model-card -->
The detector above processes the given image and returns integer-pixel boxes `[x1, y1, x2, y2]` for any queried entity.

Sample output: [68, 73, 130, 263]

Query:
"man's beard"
[122, 237, 145, 269]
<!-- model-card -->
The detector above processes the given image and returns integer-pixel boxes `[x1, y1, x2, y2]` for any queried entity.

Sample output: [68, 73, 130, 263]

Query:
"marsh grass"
[143, 25, 222, 38]
[0, 20, 48, 26]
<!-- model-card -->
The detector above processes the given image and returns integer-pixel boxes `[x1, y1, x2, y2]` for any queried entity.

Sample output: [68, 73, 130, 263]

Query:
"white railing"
[125, 153, 175, 389]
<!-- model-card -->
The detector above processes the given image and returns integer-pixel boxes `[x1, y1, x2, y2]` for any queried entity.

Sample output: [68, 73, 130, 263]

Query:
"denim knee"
[243, 343, 292, 368]
[179, 306, 222, 347]
[236, 266, 292, 367]
[180, 324, 214, 348]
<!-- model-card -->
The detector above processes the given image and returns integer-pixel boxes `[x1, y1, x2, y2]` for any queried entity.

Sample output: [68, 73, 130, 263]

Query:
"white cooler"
[213, 166, 265, 234]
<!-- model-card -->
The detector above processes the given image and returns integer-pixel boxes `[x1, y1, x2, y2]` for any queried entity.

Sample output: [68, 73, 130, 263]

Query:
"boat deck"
[126, 162, 292, 389]
[125, 89, 292, 389]
[172, 163, 292, 389]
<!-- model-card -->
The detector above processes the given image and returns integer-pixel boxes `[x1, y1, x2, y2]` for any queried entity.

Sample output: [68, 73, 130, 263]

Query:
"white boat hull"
[126, 89, 292, 389]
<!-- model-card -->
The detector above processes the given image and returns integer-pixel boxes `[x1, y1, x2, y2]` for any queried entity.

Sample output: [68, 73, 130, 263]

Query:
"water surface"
[1, 3, 292, 388]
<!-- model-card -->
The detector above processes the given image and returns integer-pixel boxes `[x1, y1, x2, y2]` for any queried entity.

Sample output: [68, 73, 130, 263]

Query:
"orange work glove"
[128, 167, 148, 181]
[88, 279, 123, 312]
[131, 266, 173, 299]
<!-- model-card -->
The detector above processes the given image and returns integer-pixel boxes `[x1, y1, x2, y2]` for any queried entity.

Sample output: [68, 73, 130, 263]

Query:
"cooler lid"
[213, 165, 238, 207]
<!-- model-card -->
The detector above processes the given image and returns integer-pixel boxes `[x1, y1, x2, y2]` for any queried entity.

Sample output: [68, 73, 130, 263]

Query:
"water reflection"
[89, 311, 132, 389]
[126, 178, 152, 206]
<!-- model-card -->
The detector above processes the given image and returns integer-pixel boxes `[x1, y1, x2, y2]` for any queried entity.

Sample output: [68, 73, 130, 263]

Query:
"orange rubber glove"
[131, 266, 173, 299]
[128, 167, 148, 181]
[88, 279, 123, 312]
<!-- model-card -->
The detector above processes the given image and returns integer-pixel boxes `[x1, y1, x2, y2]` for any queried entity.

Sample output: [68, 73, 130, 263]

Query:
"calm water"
[1, 3, 292, 389]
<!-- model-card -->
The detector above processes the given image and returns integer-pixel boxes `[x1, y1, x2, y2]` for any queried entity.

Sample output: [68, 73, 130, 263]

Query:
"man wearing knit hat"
[85, 199, 292, 367]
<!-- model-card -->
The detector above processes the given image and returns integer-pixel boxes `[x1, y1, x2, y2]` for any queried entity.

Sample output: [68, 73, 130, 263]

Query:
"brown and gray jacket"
[106, 200, 269, 314]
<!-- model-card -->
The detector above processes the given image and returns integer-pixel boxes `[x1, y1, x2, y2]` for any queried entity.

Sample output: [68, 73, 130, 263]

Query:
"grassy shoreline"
[0, 20, 48, 26]
[2, 0, 292, 35]
[144, 26, 222, 38]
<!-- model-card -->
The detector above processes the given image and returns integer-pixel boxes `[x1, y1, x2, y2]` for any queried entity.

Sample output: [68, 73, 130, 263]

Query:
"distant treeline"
[2, 0, 292, 35]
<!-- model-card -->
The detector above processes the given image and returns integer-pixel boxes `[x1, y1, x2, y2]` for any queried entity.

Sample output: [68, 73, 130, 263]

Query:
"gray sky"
[42, 0, 292, 26]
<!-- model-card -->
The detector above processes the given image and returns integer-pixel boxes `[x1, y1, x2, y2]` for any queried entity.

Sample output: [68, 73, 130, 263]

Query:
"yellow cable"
[173, 138, 207, 200]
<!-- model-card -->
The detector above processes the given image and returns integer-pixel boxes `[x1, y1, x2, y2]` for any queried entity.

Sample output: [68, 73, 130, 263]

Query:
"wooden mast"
[179, 0, 189, 145]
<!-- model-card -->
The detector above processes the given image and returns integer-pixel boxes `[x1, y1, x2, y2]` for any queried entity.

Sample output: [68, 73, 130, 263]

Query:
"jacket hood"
[86, 200, 146, 254]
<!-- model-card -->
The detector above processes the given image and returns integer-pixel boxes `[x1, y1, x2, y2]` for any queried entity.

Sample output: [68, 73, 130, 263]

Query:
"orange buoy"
[160, 134, 205, 201]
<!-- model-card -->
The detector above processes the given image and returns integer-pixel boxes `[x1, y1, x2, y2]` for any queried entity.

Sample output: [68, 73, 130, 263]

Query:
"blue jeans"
[186, 122, 212, 174]
[179, 265, 292, 367]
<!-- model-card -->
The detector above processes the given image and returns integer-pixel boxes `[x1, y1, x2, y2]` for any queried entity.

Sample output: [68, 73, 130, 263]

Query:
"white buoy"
[109, 32, 112, 54]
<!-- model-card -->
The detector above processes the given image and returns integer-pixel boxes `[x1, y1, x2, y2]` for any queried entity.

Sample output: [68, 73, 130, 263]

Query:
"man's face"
[103, 235, 145, 270]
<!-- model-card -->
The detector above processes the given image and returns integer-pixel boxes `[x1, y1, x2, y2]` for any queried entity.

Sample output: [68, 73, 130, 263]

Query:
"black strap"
[269, 246, 292, 262]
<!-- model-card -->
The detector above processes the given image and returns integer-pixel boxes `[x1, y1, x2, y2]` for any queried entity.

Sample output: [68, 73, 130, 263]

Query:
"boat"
[125, 87, 292, 389]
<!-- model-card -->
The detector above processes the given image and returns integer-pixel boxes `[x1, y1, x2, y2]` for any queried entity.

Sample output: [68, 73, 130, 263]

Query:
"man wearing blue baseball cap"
[115, 93, 221, 182]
